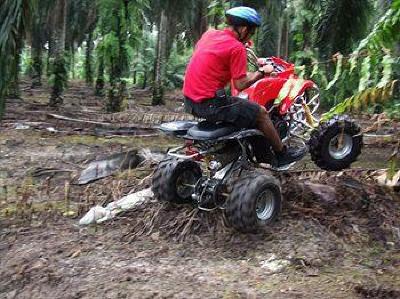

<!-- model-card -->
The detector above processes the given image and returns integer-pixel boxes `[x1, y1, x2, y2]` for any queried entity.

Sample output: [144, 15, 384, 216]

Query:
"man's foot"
[274, 145, 307, 168]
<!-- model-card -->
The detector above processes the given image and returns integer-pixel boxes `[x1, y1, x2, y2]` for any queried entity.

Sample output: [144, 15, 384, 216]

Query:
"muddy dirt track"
[1, 80, 399, 299]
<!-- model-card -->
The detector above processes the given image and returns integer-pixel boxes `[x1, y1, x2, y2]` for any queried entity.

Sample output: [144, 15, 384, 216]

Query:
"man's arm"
[233, 64, 274, 91]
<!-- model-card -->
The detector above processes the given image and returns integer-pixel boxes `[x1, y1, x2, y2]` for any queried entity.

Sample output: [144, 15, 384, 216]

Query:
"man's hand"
[233, 64, 276, 91]
[259, 64, 274, 75]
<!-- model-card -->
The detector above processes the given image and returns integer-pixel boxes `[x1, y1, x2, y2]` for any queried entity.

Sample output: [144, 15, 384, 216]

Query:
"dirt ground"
[1, 80, 399, 299]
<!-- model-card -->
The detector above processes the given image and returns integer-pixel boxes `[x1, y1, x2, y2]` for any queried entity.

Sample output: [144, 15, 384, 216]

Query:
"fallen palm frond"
[120, 201, 228, 243]
[116, 169, 400, 244]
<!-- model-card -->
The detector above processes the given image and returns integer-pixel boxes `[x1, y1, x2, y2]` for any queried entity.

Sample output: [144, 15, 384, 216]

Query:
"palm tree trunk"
[46, 47, 51, 77]
[95, 54, 105, 96]
[71, 48, 76, 80]
[133, 70, 137, 85]
[46, 31, 54, 77]
[107, 56, 119, 112]
[277, 1, 288, 58]
[31, 47, 42, 88]
[152, 9, 168, 106]
[142, 72, 147, 89]
[283, 14, 289, 59]
[277, 15, 283, 57]
[7, 44, 22, 98]
[31, 25, 43, 88]
[85, 30, 94, 86]
[49, 0, 68, 107]
[192, 0, 208, 43]
[106, 9, 125, 112]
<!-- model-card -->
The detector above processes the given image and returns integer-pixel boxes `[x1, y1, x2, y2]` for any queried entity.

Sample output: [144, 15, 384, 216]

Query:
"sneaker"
[274, 145, 307, 168]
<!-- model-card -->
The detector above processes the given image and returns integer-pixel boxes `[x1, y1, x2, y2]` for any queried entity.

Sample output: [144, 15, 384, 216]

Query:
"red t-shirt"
[183, 29, 247, 102]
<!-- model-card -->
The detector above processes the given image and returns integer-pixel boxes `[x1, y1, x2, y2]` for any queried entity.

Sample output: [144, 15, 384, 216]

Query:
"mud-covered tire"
[309, 115, 363, 171]
[152, 158, 202, 204]
[224, 172, 282, 233]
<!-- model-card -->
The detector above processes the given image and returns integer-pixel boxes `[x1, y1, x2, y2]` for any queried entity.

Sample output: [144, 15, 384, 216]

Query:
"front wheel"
[309, 116, 363, 171]
[224, 171, 282, 233]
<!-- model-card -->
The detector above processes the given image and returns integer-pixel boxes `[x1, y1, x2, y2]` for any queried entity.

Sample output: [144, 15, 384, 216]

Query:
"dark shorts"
[184, 96, 260, 128]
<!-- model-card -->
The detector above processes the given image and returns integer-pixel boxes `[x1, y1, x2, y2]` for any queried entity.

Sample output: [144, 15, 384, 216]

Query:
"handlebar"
[246, 47, 295, 76]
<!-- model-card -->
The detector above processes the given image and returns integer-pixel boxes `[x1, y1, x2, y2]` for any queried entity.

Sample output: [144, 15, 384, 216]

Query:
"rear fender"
[225, 129, 264, 141]
[158, 121, 198, 137]
[193, 128, 264, 143]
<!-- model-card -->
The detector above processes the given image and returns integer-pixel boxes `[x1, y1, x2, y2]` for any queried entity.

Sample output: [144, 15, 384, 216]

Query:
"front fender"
[276, 79, 316, 115]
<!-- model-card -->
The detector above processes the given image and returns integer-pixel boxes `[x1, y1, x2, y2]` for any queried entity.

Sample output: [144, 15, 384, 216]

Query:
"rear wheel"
[309, 116, 363, 171]
[224, 171, 282, 233]
[152, 158, 202, 204]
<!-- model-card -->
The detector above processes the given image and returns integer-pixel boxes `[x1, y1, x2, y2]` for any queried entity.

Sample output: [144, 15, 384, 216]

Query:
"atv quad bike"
[152, 49, 363, 233]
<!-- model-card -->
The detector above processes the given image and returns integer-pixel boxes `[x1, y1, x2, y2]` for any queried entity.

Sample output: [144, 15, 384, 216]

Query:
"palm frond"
[0, 0, 34, 119]
[322, 80, 399, 121]
[314, 0, 372, 57]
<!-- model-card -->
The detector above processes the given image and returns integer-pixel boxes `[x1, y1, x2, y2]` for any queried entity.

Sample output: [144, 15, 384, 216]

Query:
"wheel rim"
[328, 133, 353, 160]
[256, 189, 275, 221]
[176, 169, 198, 199]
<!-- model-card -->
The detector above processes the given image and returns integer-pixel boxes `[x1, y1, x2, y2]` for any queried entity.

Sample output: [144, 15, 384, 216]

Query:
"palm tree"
[49, 0, 68, 107]
[96, 0, 148, 111]
[85, 26, 96, 86]
[66, 0, 97, 84]
[152, 8, 168, 105]
[229, 0, 288, 57]
[314, 0, 372, 58]
[189, 0, 209, 43]
[0, 0, 33, 119]
[30, 0, 55, 88]
[150, 0, 205, 105]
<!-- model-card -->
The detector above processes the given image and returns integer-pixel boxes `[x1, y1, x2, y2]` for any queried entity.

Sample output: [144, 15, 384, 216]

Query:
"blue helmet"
[225, 6, 262, 27]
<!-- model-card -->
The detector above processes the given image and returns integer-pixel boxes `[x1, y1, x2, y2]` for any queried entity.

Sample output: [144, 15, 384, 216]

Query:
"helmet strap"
[233, 25, 248, 43]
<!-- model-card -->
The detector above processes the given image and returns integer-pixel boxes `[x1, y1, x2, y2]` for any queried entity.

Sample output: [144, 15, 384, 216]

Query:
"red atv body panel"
[231, 57, 315, 115]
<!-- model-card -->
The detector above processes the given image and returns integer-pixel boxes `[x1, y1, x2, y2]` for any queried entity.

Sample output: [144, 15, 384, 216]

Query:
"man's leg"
[255, 106, 284, 152]
[255, 105, 306, 167]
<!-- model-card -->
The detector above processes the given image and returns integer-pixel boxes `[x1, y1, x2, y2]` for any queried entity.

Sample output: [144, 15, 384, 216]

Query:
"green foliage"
[388, 146, 399, 181]
[165, 46, 192, 89]
[310, 62, 329, 89]
[353, 3, 400, 53]
[255, 0, 284, 57]
[314, 0, 372, 58]
[358, 56, 372, 92]
[66, 0, 97, 47]
[208, 0, 229, 29]
[378, 53, 396, 88]
[322, 80, 399, 121]
[97, 33, 121, 68]
[288, 0, 316, 51]
[317, 0, 400, 119]
[21, 48, 32, 76]
[326, 54, 344, 91]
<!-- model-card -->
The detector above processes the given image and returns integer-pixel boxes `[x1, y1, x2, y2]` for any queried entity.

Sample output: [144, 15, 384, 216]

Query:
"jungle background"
[0, 0, 400, 298]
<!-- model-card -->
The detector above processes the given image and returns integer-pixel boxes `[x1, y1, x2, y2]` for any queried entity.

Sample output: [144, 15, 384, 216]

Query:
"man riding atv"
[183, 6, 306, 168]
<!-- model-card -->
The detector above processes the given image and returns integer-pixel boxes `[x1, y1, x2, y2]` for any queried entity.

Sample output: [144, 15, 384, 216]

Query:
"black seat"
[187, 121, 238, 140]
